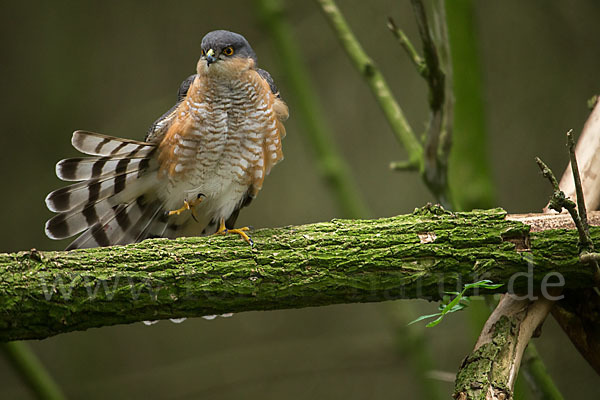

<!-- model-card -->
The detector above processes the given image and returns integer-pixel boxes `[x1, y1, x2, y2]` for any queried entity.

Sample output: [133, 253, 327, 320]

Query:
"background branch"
[315, 0, 424, 169]
[412, 0, 453, 206]
[445, 0, 495, 211]
[386, 18, 426, 76]
[256, 0, 369, 219]
[519, 344, 564, 400]
[1, 341, 66, 400]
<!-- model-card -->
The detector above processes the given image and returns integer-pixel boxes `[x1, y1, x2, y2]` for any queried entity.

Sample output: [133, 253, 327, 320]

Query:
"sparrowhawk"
[45, 30, 288, 249]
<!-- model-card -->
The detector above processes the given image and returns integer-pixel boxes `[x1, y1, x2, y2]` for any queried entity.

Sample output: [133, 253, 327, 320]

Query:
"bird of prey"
[45, 30, 288, 249]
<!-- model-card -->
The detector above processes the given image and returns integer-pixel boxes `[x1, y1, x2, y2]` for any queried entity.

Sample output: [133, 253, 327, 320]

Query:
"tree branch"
[2, 207, 599, 342]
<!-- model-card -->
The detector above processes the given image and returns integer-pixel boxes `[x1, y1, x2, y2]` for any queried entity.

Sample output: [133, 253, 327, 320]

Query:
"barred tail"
[45, 131, 170, 249]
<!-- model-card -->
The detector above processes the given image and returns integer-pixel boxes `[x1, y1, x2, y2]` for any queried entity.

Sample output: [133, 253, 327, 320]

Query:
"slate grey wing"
[145, 74, 197, 142]
[257, 68, 282, 98]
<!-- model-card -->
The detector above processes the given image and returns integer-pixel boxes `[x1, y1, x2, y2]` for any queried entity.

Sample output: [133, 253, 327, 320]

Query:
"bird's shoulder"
[256, 68, 280, 97]
[254, 67, 288, 122]
[145, 74, 198, 143]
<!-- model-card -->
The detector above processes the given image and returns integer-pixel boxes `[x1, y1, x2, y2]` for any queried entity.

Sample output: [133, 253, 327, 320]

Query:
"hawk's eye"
[201, 49, 206, 56]
[222, 46, 234, 56]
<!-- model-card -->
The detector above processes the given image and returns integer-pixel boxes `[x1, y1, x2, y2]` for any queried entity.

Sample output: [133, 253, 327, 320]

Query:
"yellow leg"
[167, 194, 204, 217]
[214, 218, 253, 246]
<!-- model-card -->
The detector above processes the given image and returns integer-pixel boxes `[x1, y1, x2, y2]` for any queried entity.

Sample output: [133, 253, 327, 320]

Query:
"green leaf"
[464, 280, 503, 291]
[426, 315, 445, 328]
[441, 292, 463, 315]
[407, 312, 443, 326]
[409, 280, 501, 328]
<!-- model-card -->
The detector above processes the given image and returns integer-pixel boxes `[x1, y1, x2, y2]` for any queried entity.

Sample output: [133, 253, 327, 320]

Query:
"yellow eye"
[201, 49, 206, 56]
[222, 46, 234, 56]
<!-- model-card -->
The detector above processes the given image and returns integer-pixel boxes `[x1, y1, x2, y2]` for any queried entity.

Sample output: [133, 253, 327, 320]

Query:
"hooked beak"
[206, 48, 216, 66]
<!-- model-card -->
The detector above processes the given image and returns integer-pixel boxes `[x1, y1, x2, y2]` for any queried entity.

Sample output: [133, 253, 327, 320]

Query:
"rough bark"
[1, 207, 598, 342]
[453, 295, 556, 400]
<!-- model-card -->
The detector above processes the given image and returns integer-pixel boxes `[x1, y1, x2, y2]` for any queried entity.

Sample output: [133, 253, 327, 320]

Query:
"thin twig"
[567, 130, 590, 235]
[411, 0, 445, 110]
[535, 157, 561, 191]
[386, 17, 426, 76]
[555, 99, 600, 210]
[389, 159, 420, 172]
[535, 157, 587, 242]
[536, 155, 600, 284]
[566, 129, 600, 281]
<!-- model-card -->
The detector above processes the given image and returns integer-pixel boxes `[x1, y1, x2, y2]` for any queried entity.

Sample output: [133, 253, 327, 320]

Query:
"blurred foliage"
[1, 0, 599, 398]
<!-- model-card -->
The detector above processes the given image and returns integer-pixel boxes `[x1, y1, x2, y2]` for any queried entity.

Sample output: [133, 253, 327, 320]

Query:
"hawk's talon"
[167, 200, 191, 217]
[167, 194, 205, 217]
[214, 219, 253, 246]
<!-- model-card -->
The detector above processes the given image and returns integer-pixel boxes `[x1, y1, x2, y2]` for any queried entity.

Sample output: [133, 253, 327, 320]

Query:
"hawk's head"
[198, 30, 257, 76]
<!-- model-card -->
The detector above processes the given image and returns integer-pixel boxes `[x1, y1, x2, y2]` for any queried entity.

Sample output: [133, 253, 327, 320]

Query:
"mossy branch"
[2, 207, 599, 342]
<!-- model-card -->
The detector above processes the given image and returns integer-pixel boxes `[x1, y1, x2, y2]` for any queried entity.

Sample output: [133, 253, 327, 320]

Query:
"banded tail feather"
[64, 195, 163, 250]
[45, 131, 171, 250]
[45, 167, 154, 213]
[72, 130, 156, 157]
[56, 156, 152, 182]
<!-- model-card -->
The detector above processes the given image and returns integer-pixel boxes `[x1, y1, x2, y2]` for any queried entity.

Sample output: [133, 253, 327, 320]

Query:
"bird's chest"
[159, 77, 272, 215]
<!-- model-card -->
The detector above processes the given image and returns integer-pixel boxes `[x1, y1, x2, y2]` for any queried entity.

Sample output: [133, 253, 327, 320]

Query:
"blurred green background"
[1, 0, 599, 398]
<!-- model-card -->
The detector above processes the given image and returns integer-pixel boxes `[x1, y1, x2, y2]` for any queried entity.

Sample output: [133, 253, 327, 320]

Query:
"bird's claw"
[214, 219, 253, 246]
[166, 194, 205, 218]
